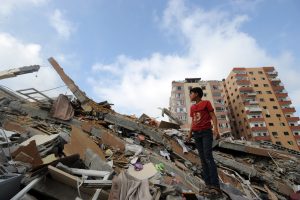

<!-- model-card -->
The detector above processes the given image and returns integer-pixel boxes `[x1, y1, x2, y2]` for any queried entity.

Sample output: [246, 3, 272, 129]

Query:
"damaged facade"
[0, 59, 300, 200]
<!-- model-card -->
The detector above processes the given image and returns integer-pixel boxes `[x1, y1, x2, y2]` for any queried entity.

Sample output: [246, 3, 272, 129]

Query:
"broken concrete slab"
[12, 140, 43, 168]
[48, 165, 96, 195]
[64, 126, 105, 160]
[50, 94, 74, 121]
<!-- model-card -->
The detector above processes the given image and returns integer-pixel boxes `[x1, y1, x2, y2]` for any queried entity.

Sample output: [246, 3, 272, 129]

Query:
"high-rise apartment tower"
[223, 67, 300, 151]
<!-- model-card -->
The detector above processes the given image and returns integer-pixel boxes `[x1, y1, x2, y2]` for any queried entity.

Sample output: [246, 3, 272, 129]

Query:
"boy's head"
[189, 87, 203, 101]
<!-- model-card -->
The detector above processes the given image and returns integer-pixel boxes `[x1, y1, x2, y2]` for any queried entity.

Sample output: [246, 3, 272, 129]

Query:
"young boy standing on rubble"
[186, 87, 223, 198]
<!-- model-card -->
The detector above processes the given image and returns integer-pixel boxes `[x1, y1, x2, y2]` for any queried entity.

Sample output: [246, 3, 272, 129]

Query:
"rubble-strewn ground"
[0, 58, 299, 200]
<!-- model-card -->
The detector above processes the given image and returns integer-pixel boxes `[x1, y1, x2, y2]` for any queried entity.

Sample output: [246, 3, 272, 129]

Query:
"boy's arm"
[209, 111, 220, 139]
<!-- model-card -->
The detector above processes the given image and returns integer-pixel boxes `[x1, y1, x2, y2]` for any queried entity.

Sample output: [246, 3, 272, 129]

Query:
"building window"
[177, 86, 182, 90]
[258, 71, 263, 74]
[266, 91, 272, 94]
[263, 106, 267, 109]
[288, 141, 294, 145]
[237, 95, 240, 99]
[260, 98, 264, 102]
[176, 100, 183, 106]
[254, 84, 258, 87]
[201, 86, 206, 90]
[261, 77, 265, 80]
[212, 85, 219, 90]
[203, 93, 207, 97]
[176, 107, 186, 113]
[280, 122, 286, 126]
[276, 114, 281, 117]
[263, 84, 269, 87]
[257, 91, 262, 94]
[284, 132, 289, 136]
[273, 106, 278, 109]
[175, 93, 182, 98]
[249, 71, 253, 75]
[269, 123, 274, 126]
[270, 98, 275, 101]
[272, 132, 278, 137]
[266, 114, 271, 118]
[275, 141, 281, 145]
[252, 78, 256, 80]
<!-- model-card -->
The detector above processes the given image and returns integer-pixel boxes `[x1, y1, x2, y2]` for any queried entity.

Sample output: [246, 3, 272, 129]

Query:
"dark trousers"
[193, 129, 220, 188]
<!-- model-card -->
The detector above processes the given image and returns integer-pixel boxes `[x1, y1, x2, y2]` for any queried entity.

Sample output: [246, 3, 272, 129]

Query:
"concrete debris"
[0, 57, 299, 200]
[0, 65, 40, 80]
[50, 94, 74, 120]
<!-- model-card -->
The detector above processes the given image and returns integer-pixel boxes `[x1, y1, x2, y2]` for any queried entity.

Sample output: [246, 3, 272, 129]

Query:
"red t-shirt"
[190, 100, 214, 131]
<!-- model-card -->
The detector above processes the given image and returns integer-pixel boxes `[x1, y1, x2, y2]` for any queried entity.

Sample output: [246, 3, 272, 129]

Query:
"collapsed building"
[0, 58, 299, 200]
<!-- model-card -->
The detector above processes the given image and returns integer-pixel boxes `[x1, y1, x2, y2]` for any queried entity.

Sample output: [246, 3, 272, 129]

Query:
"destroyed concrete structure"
[0, 57, 299, 200]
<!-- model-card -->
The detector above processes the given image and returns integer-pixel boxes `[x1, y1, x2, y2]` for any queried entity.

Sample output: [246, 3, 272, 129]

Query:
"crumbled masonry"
[0, 57, 299, 200]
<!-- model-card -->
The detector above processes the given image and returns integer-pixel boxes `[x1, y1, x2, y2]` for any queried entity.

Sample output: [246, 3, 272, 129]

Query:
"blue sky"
[0, 0, 299, 118]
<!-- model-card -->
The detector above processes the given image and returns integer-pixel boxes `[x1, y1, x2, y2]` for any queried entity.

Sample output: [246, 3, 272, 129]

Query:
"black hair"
[190, 87, 203, 98]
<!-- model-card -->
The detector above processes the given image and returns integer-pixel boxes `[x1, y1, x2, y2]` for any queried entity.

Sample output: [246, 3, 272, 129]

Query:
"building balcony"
[247, 92, 257, 97]
[215, 111, 228, 116]
[272, 85, 284, 91]
[239, 87, 254, 92]
[235, 73, 247, 77]
[278, 100, 292, 105]
[248, 117, 265, 122]
[266, 70, 278, 76]
[263, 67, 275, 72]
[253, 136, 271, 141]
[275, 93, 288, 98]
[290, 126, 300, 131]
[246, 107, 262, 113]
[286, 117, 300, 122]
[282, 107, 296, 113]
[244, 101, 258, 106]
[233, 68, 246, 71]
[236, 80, 250, 85]
[249, 100, 258, 105]
[270, 77, 281, 82]
[251, 126, 267, 131]
[294, 135, 300, 139]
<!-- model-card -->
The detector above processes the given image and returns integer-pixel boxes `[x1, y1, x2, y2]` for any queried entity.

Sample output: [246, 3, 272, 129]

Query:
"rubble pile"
[0, 57, 299, 200]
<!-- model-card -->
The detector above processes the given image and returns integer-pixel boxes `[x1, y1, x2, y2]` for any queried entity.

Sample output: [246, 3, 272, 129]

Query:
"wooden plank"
[48, 165, 95, 195]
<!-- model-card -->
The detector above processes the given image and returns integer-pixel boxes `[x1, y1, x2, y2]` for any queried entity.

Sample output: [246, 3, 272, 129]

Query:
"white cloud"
[92, 63, 121, 75]
[49, 9, 75, 39]
[0, 0, 47, 16]
[88, 0, 300, 117]
[0, 32, 66, 98]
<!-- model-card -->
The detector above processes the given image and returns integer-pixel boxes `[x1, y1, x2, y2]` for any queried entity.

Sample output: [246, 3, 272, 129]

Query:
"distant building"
[169, 78, 231, 134]
[223, 67, 300, 151]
